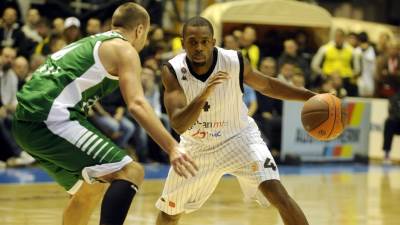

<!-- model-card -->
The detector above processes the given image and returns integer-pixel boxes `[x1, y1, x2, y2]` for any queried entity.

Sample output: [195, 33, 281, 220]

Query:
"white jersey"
[167, 47, 249, 145]
[158, 48, 280, 215]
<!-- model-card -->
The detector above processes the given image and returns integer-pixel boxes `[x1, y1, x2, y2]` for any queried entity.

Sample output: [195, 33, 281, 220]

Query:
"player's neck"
[189, 50, 215, 75]
[112, 29, 133, 44]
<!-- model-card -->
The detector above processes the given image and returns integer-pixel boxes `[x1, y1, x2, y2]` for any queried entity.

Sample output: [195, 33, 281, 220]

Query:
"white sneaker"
[7, 152, 36, 167]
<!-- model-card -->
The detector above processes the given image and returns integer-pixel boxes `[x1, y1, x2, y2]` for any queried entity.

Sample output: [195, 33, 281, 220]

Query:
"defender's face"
[183, 26, 215, 66]
[135, 21, 150, 52]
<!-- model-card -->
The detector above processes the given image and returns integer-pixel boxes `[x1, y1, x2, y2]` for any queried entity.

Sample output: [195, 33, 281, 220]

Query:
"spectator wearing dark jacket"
[0, 7, 30, 57]
[383, 91, 400, 164]
[278, 39, 310, 87]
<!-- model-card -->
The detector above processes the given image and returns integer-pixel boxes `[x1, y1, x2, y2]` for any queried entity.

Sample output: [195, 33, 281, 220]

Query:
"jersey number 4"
[264, 158, 277, 171]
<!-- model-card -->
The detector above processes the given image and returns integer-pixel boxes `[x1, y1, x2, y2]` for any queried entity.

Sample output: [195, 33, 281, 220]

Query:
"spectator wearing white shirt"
[355, 32, 376, 97]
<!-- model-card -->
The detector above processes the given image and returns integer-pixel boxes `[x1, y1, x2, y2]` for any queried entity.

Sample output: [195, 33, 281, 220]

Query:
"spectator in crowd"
[278, 39, 310, 86]
[347, 32, 359, 48]
[376, 42, 400, 98]
[277, 61, 295, 84]
[49, 35, 66, 54]
[63, 17, 81, 44]
[143, 55, 161, 74]
[312, 28, 360, 96]
[149, 25, 164, 42]
[29, 53, 45, 75]
[52, 17, 64, 36]
[34, 18, 53, 55]
[291, 72, 306, 88]
[376, 32, 391, 56]
[133, 67, 170, 163]
[233, 29, 242, 40]
[355, 32, 376, 97]
[13, 56, 29, 90]
[0, 47, 34, 166]
[21, 8, 41, 43]
[101, 18, 111, 32]
[320, 75, 347, 98]
[223, 34, 240, 50]
[295, 31, 313, 62]
[382, 91, 400, 164]
[90, 90, 135, 150]
[85, 17, 101, 36]
[0, 7, 27, 56]
[240, 26, 260, 68]
[0, 47, 18, 108]
[141, 26, 168, 66]
[253, 57, 282, 158]
[243, 84, 258, 117]
[259, 57, 277, 76]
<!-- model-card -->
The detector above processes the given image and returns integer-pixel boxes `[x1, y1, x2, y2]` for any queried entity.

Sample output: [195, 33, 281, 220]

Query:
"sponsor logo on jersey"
[181, 67, 187, 74]
[187, 120, 228, 130]
[191, 130, 222, 139]
[168, 201, 176, 208]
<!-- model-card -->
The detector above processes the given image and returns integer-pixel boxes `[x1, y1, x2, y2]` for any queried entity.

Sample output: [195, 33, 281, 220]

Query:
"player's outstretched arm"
[100, 40, 197, 177]
[161, 65, 229, 134]
[243, 56, 316, 101]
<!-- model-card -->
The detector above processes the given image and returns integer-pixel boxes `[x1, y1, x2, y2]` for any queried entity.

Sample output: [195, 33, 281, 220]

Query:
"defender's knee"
[122, 161, 145, 185]
[101, 161, 145, 186]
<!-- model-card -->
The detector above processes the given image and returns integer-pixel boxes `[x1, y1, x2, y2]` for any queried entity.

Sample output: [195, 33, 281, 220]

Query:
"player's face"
[183, 26, 215, 67]
[133, 21, 150, 52]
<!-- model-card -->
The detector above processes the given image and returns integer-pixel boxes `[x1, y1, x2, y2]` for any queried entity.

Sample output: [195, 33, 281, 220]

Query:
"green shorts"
[12, 114, 132, 194]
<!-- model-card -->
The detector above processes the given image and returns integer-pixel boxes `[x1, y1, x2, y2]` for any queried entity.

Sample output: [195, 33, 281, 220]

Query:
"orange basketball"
[301, 93, 347, 141]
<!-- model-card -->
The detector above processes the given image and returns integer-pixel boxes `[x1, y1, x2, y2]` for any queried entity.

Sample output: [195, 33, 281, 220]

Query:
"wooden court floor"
[0, 167, 399, 225]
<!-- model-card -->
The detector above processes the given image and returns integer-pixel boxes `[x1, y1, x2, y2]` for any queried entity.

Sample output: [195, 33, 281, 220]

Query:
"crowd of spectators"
[0, 4, 399, 167]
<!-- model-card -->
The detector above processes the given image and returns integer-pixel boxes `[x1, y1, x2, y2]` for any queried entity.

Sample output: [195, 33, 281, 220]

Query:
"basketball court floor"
[0, 163, 399, 225]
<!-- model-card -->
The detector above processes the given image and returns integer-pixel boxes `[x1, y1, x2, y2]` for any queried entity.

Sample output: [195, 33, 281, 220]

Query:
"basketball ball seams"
[303, 96, 329, 111]
[303, 110, 329, 131]
[326, 94, 337, 139]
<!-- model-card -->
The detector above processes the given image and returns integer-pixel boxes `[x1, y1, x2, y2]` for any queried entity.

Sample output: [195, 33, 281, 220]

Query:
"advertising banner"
[281, 99, 371, 162]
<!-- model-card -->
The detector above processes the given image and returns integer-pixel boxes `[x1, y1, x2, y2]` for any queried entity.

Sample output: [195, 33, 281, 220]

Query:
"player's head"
[112, 2, 150, 51]
[182, 16, 215, 67]
[334, 28, 346, 46]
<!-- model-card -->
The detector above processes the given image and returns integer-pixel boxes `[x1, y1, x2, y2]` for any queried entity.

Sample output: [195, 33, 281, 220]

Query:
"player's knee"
[108, 161, 145, 186]
[122, 161, 145, 185]
[260, 180, 291, 209]
[159, 211, 181, 222]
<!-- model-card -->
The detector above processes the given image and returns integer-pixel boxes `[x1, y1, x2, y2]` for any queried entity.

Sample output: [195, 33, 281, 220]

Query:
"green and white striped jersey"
[15, 31, 126, 121]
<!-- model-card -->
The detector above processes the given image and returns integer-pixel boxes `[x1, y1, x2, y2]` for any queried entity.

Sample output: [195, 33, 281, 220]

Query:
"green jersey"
[15, 31, 126, 121]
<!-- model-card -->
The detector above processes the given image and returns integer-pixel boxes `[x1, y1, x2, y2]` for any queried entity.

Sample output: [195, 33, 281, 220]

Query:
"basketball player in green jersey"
[12, 3, 197, 225]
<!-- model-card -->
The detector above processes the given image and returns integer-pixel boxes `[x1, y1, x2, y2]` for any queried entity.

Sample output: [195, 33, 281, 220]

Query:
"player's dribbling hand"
[169, 146, 198, 178]
[202, 71, 230, 97]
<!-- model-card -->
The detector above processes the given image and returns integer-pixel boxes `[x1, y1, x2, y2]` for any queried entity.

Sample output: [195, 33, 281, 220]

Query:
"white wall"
[369, 98, 400, 160]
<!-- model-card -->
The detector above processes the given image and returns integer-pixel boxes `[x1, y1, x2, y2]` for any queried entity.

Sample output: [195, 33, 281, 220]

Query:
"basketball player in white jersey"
[155, 17, 315, 225]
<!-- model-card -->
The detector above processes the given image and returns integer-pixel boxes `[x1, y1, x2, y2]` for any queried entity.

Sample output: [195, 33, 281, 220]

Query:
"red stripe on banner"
[346, 103, 355, 125]
[333, 146, 342, 156]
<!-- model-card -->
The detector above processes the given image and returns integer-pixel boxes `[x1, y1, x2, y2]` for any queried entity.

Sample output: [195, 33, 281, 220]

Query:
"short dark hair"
[112, 2, 149, 30]
[358, 32, 369, 43]
[182, 16, 213, 38]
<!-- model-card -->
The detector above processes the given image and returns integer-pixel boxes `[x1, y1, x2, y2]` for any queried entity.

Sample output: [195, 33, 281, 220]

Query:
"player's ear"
[212, 38, 216, 46]
[135, 24, 144, 39]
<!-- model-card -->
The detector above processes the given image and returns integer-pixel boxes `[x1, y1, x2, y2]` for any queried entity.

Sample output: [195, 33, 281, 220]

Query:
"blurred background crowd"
[0, 0, 399, 167]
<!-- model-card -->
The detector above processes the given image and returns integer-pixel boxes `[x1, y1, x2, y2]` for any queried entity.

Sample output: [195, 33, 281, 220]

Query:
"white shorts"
[155, 122, 280, 215]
